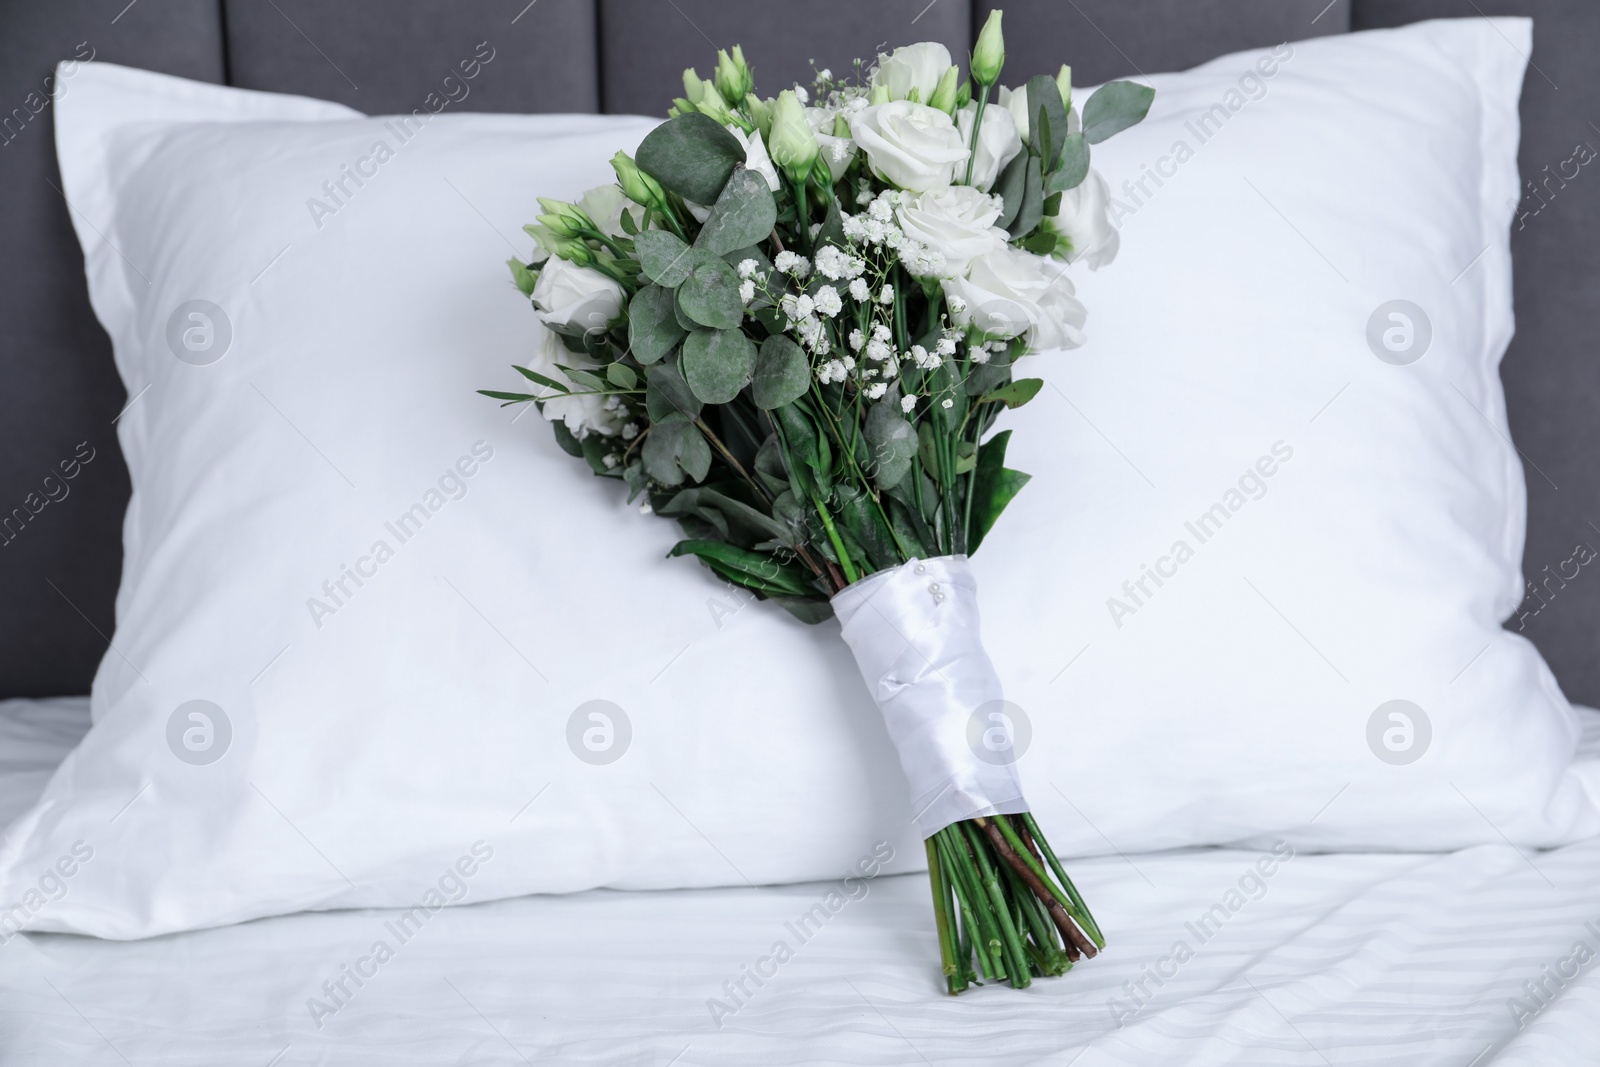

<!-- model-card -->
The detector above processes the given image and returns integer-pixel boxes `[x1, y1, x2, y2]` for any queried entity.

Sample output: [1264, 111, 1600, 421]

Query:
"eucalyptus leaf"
[642, 414, 711, 486]
[864, 400, 918, 489]
[1082, 80, 1155, 145]
[980, 377, 1044, 409]
[557, 365, 606, 392]
[752, 334, 810, 410]
[1047, 132, 1089, 193]
[634, 112, 746, 205]
[606, 362, 638, 389]
[681, 327, 756, 404]
[695, 166, 778, 255]
[677, 252, 745, 329]
[550, 419, 584, 458]
[645, 360, 702, 420]
[513, 364, 569, 394]
[1026, 74, 1067, 169]
[635, 230, 696, 287]
[1009, 156, 1044, 239]
[628, 285, 687, 365]
[994, 152, 1028, 231]
[755, 435, 792, 497]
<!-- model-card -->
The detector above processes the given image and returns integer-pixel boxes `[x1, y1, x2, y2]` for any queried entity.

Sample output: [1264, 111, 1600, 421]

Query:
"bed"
[2, 695, 1598, 1064]
[4, 2, 1600, 1063]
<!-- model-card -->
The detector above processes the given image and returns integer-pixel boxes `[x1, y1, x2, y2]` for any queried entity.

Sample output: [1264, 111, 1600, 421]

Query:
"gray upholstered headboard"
[2, 1, 1597, 701]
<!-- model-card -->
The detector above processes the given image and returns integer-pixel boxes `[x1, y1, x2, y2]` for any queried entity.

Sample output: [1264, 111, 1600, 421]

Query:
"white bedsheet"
[2, 697, 1598, 1065]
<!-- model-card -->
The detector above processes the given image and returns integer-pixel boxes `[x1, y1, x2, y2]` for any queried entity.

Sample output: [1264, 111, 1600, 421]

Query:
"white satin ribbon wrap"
[832, 555, 1029, 838]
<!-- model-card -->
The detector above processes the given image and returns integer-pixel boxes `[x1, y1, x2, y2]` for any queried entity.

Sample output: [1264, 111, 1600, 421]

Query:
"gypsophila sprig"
[481, 9, 1153, 996]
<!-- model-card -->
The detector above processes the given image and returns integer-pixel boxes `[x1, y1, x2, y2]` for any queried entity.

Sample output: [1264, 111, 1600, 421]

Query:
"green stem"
[925, 839, 963, 993]
[938, 842, 979, 985]
[964, 83, 992, 186]
[793, 177, 812, 256]
[1020, 812, 1105, 949]
[813, 498, 860, 585]
[942, 826, 1003, 979]
[960, 821, 1031, 988]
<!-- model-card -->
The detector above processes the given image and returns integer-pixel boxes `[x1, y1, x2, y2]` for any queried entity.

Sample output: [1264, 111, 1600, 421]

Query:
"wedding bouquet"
[486, 11, 1150, 992]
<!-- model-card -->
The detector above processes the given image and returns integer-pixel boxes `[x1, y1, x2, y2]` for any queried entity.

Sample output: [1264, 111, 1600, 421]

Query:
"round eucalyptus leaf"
[635, 113, 745, 206]
[628, 285, 686, 365]
[681, 327, 756, 404]
[751, 334, 810, 410]
[695, 167, 778, 256]
[676, 252, 745, 330]
[635, 230, 695, 288]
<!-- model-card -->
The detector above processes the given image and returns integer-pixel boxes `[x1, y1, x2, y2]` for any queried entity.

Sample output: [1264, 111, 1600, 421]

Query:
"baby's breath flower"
[622, 422, 640, 439]
[814, 285, 843, 317]
[848, 328, 865, 351]
[935, 337, 957, 358]
[871, 323, 892, 342]
[774, 251, 811, 278]
[901, 394, 917, 413]
[970, 348, 991, 365]
[878, 285, 895, 305]
[865, 338, 892, 362]
[849, 278, 871, 302]
[739, 279, 756, 303]
[941, 398, 954, 409]
[737, 258, 759, 279]
[866, 382, 888, 399]
[948, 294, 968, 315]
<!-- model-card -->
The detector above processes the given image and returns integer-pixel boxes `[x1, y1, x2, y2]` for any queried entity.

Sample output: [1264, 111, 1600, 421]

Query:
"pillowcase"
[3, 17, 1596, 941]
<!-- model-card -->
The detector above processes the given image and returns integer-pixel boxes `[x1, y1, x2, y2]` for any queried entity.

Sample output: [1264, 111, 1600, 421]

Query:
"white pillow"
[4, 17, 1595, 941]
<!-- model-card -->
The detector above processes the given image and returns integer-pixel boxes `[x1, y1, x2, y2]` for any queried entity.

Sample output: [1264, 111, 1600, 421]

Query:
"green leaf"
[980, 377, 1044, 409]
[507, 258, 536, 296]
[557, 365, 606, 392]
[768, 596, 834, 624]
[617, 208, 639, 236]
[968, 429, 1032, 553]
[723, 245, 773, 276]
[1019, 229, 1058, 256]
[754, 434, 792, 497]
[863, 400, 918, 490]
[773, 403, 825, 495]
[668, 539, 815, 597]
[681, 327, 756, 404]
[816, 194, 846, 251]
[645, 360, 702, 420]
[606, 362, 638, 389]
[550, 419, 585, 457]
[1009, 156, 1044, 239]
[642, 414, 711, 486]
[1025, 74, 1067, 170]
[834, 485, 900, 571]
[1082, 80, 1155, 145]
[695, 167, 778, 255]
[1047, 132, 1089, 193]
[930, 358, 967, 432]
[634, 113, 746, 205]
[994, 152, 1028, 231]
[627, 285, 687, 365]
[751, 334, 810, 410]
[635, 230, 696, 288]
[676, 251, 745, 329]
[513, 364, 569, 393]
[579, 432, 617, 477]
[478, 389, 537, 404]
[688, 487, 792, 546]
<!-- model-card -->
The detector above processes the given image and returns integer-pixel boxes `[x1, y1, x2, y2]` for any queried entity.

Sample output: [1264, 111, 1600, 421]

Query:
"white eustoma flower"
[527, 322, 621, 437]
[997, 85, 1030, 142]
[577, 183, 644, 239]
[1044, 168, 1120, 269]
[954, 101, 1023, 192]
[531, 257, 625, 331]
[944, 245, 1086, 350]
[871, 42, 952, 104]
[728, 124, 781, 191]
[894, 186, 1009, 278]
[849, 101, 969, 193]
[806, 106, 858, 182]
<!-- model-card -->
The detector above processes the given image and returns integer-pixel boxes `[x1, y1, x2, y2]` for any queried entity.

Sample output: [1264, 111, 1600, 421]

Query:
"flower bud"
[682, 68, 708, 104]
[766, 89, 819, 184]
[928, 65, 960, 114]
[956, 80, 972, 109]
[744, 93, 774, 138]
[1055, 64, 1072, 111]
[611, 151, 665, 208]
[713, 46, 753, 105]
[536, 197, 595, 238]
[549, 232, 594, 266]
[971, 10, 1005, 86]
[870, 81, 891, 106]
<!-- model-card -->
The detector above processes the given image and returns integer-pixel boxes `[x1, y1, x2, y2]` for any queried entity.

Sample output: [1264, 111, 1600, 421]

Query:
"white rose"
[531, 257, 625, 332]
[806, 106, 858, 182]
[848, 101, 969, 193]
[871, 42, 952, 104]
[954, 101, 1023, 192]
[528, 321, 620, 438]
[944, 245, 1086, 350]
[1045, 168, 1120, 269]
[894, 186, 1009, 278]
[578, 183, 644, 239]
